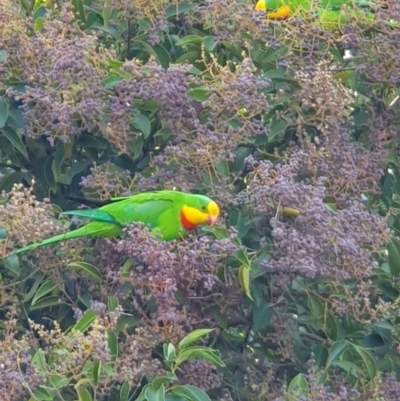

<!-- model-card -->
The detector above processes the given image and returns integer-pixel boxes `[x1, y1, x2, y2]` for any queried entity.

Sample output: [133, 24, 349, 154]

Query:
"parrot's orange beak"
[207, 201, 220, 226]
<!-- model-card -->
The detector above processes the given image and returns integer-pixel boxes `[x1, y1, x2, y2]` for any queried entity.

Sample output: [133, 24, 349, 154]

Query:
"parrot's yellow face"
[180, 201, 220, 231]
[254, 0, 267, 11]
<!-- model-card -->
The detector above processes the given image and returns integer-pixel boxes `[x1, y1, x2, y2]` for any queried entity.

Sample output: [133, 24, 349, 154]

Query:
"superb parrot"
[13, 190, 220, 255]
[254, 0, 398, 29]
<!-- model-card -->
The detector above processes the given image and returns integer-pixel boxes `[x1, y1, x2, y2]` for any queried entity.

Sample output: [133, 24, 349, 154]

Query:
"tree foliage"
[1, 0, 400, 400]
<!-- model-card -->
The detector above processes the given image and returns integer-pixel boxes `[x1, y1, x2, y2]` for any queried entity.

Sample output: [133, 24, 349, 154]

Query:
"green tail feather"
[13, 222, 122, 255]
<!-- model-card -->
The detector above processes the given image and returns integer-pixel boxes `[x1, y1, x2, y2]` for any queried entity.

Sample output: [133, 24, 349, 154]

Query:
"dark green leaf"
[108, 330, 118, 360]
[188, 88, 210, 102]
[327, 340, 349, 367]
[165, 2, 197, 17]
[0, 229, 7, 239]
[133, 113, 151, 138]
[252, 303, 273, 332]
[178, 347, 225, 368]
[66, 161, 91, 184]
[32, 349, 48, 375]
[175, 35, 203, 47]
[129, 136, 143, 160]
[387, 241, 400, 276]
[169, 385, 211, 401]
[1, 127, 28, 159]
[32, 387, 54, 401]
[67, 261, 102, 284]
[77, 387, 92, 401]
[31, 281, 58, 306]
[29, 296, 64, 311]
[120, 381, 131, 401]
[268, 117, 289, 142]
[287, 373, 308, 397]
[0, 96, 10, 128]
[50, 374, 71, 389]
[107, 296, 118, 312]
[203, 36, 218, 52]
[145, 385, 166, 401]
[351, 344, 377, 380]
[4, 254, 21, 276]
[72, 0, 86, 23]
[92, 360, 101, 386]
[73, 310, 97, 333]
[179, 329, 215, 349]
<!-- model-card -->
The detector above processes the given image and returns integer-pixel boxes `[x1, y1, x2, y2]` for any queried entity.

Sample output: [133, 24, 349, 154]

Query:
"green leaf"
[0, 229, 7, 239]
[4, 254, 21, 276]
[234, 249, 250, 267]
[76, 387, 92, 401]
[129, 136, 143, 160]
[34, 16, 44, 32]
[31, 281, 58, 306]
[72, 0, 86, 23]
[120, 381, 131, 401]
[178, 329, 215, 349]
[287, 373, 308, 397]
[49, 374, 71, 389]
[1, 127, 28, 159]
[327, 340, 349, 367]
[133, 113, 151, 138]
[32, 349, 48, 375]
[0, 96, 10, 127]
[29, 296, 63, 311]
[73, 310, 97, 333]
[135, 384, 152, 401]
[92, 360, 101, 386]
[175, 51, 201, 64]
[103, 73, 124, 88]
[238, 264, 253, 301]
[252, 303, 273, 332]
[169, 385, 211, 401]
[107, 296, 118, 312]
[331, 360, 364, 379]
[268, 117, 289, 142]
[387, 241, 400, 276]
[203, 36, 218, 52]
[145, 384, 166, 401]
[175, 35, 203, 48]
[67, 261, 102, 284]
[178, 347, 225, 368]
[152, 374, 179, 389]
[108, 330, 118, 360]
[66, 161, 91, 184]
[351, 344, 377, 380]
[163, 343, 177, 363]
[188, 88, 210, 102]
[165, 2, 197, 17]
[31, 387, 54, 401]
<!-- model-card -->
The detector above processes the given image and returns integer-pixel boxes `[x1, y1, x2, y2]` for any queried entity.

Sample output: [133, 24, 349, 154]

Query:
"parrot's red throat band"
[180, 210, 197, 231]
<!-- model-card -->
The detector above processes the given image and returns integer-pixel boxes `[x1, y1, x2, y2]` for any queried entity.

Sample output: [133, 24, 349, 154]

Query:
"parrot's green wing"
[61, 209, 120, 225]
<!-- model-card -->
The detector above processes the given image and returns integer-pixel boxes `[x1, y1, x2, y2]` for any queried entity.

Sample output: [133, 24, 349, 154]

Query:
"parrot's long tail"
[13, 222, 121, 255]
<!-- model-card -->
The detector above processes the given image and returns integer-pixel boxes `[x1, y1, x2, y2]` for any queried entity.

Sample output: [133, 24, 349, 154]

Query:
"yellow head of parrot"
[254, 0, 267, 11]
[207, 201, 220, 226]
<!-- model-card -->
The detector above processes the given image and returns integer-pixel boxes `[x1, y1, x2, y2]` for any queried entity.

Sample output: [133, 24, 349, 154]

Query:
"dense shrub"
[1, 0, 400, 400]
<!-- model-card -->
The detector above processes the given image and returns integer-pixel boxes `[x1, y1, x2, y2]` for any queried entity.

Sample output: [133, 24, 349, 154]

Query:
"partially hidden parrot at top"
[12, 190, 220, 255]
[253, 0, 398, 28]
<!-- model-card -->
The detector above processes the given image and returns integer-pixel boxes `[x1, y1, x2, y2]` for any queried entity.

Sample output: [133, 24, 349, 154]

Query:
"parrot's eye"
[201, 205, 207, 211]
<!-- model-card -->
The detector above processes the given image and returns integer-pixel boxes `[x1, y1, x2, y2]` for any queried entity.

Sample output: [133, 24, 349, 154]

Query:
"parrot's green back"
[13, 191, 213, 255]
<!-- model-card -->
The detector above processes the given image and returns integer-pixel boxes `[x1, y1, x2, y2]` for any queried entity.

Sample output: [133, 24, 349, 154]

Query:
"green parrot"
[12, 190, 220, 255]
[254, 0, 398, 29]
